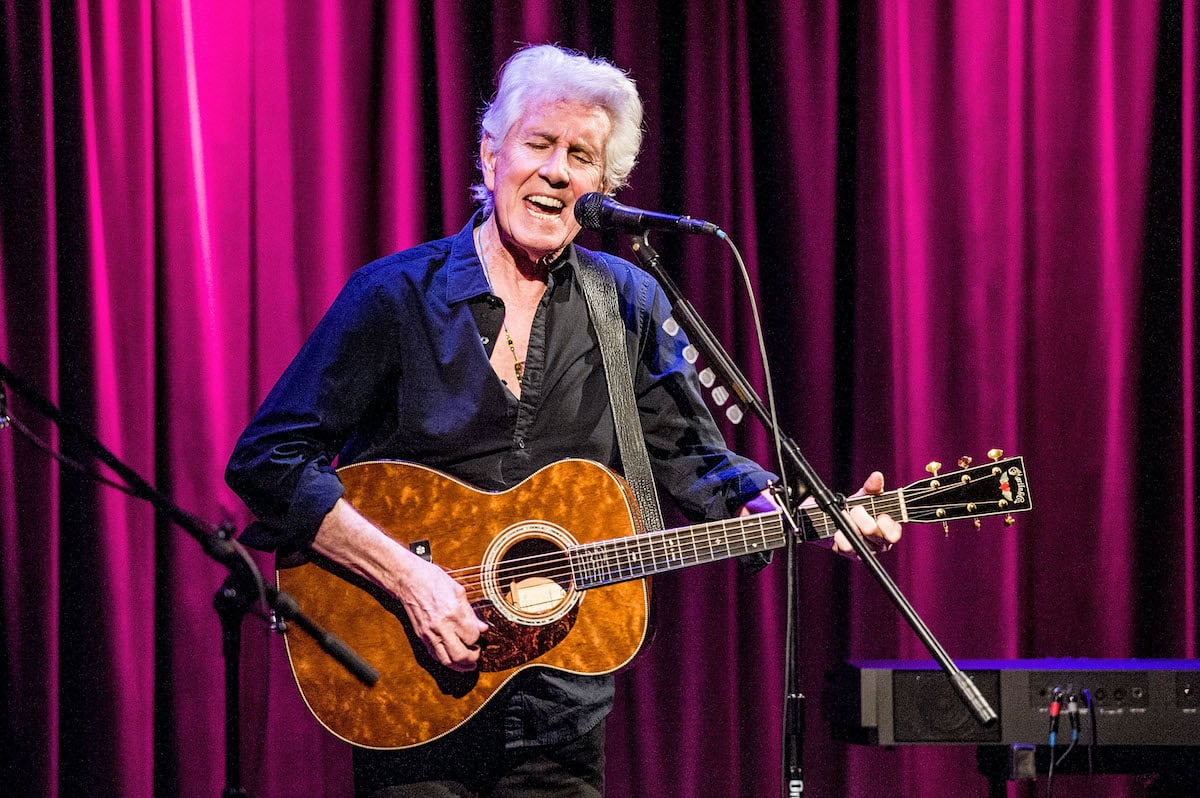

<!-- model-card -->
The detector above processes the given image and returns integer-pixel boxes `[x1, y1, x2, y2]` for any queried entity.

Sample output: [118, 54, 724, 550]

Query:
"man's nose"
[538, 146, 570, 187]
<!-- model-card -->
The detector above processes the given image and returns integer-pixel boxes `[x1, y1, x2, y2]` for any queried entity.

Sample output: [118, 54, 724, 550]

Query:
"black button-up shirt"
[226, 214, 772, 747]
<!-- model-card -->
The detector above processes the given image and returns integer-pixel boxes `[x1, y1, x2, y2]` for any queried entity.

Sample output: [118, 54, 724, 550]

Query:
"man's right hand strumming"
[310, 498, 489, 671]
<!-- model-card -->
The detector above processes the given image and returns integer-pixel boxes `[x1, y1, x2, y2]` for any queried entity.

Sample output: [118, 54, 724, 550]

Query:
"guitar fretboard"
[563, 454, 1030, 591]
[566, 492, 905, 590]
[569, 512, 788, 589]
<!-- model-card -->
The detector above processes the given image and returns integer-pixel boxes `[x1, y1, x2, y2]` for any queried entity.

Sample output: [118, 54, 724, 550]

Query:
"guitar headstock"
[901, 450, 1032, 526]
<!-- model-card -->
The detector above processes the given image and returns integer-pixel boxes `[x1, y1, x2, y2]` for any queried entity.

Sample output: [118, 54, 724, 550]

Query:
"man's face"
[482, 99, 611, 263]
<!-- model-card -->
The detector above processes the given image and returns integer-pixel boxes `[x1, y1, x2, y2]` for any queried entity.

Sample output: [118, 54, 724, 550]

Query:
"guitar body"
[276, 458, 651, 750]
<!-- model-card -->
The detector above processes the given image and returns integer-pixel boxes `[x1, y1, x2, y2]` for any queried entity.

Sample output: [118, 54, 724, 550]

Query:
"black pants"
[354, 719, 606, 798]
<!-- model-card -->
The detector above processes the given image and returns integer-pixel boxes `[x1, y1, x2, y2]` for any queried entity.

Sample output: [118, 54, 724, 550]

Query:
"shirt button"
[480, 336, 490, 345]
[516, 439, 525, 449]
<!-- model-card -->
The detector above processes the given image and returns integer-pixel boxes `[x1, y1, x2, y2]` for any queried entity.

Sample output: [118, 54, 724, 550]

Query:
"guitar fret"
[807, 509, 830, 541]
[567, 546, 583, 587]
[598, 542, 613, 585]
[569, 544, 591, 589]
[626, 538, 640, 580]
[590, 544, 603, 585]
[615, 537, 632, 581]
[753, 517, 768, 551]
[664, 531, 679, 569]
[628, 537, 645, 579]
[584, 543, 605, 587]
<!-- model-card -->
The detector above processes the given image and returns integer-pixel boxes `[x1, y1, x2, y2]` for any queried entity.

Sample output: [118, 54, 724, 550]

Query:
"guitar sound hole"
[497, 537, 571, 616]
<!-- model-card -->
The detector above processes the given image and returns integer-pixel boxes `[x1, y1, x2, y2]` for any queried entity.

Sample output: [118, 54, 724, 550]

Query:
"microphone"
[574, 192, 721, 236]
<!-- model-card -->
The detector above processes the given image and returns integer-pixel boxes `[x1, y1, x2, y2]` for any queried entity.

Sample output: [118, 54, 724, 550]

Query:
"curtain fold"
[1, 2, 1194, 796]
[1185, 0, 1198, 657]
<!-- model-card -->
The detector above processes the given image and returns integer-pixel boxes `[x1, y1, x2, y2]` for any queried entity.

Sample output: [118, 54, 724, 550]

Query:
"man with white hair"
[227, 44, 900, 797]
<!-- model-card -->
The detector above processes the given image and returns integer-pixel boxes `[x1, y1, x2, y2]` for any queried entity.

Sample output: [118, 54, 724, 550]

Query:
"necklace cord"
[474, 226, 526, 384]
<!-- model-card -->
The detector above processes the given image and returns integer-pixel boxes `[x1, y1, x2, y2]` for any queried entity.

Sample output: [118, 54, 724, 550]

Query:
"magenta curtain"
[2, 2, 1195, 796]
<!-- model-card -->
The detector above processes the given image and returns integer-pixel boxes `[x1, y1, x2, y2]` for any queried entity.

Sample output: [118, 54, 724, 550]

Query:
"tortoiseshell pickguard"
[475, 601, 578, 671]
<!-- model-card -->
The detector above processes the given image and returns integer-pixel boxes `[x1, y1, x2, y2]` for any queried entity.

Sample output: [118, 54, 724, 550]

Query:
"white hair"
[470, 44, 644, 213]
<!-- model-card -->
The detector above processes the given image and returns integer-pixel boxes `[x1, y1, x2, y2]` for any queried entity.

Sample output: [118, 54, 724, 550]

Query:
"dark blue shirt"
[225, 214, 772, 747]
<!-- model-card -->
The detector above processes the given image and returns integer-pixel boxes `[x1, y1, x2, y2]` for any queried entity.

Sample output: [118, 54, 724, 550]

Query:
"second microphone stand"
[0, 361, 379, 798]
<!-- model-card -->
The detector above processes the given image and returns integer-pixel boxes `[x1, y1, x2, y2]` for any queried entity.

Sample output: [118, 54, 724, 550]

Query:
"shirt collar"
[445, 211, 577, 305]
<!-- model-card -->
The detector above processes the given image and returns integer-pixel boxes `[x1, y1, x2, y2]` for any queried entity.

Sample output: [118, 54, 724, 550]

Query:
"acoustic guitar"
[276, 452, 1031, 749]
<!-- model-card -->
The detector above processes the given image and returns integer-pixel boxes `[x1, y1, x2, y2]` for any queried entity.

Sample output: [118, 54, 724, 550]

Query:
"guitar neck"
[567, 454, 1031, 590]
[569, 512, 788, 589]
[567, 494, 885, 590]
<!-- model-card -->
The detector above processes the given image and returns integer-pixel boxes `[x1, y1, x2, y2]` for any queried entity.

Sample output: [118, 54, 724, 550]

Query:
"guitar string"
[444, 476, 1016, 598]
[452, 501, 1012, 602]
[442, 471, 1007, 587]
[453, 515, 789, 604]
[457, 517, 786, 598]
[433, 476, 1018, 602]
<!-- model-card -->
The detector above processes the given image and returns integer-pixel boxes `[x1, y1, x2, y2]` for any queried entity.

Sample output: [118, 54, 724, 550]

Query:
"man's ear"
[480, 135, 497, 192]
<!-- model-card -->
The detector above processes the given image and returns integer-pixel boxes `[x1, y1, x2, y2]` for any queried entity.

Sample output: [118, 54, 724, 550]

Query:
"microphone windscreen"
[573, 192, 608, 230]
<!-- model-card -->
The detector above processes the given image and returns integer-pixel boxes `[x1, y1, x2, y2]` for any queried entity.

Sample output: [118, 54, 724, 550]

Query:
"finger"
[860, 471, 885, 496]
[848, 504, 877, 537]
[432, 636, 480, 672]
[831, 531, 859, 557]
[456, 617, 488, 648]
[855, 505, 901, 546]
[876, 513, 902, 545]
[430, 639, 453, 667]
[847, 507, 899, 551]
[447, 603, 488, 646]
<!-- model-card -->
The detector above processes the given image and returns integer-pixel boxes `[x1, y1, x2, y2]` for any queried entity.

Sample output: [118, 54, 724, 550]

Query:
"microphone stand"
[626, 233, 996, 796]
[0, 361, 378, 797]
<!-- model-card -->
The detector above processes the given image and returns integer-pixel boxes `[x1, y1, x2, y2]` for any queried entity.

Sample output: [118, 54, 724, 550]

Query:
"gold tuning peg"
[1004, 514, 1015, 527]
[925, 461, 942, 477]
[987, 448, 1005, 462]
[957, 455, 973, 469]
[974, 518, 982, 531]
[942, 521, 950, 537]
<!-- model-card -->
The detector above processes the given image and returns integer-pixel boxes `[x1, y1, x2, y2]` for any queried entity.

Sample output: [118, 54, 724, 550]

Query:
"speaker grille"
[892, 670, 1003, 743]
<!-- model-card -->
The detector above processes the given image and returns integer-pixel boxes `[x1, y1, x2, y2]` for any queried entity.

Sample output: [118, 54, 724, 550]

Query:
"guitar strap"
[574, 249, 665, 533]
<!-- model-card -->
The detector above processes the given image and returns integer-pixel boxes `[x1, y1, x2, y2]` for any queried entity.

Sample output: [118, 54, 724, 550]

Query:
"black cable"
[1, 397, 273, 625]
[0, 364, 378, 687]
[1054, 694, 1080, 769]
[2, 407, 140, 497]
